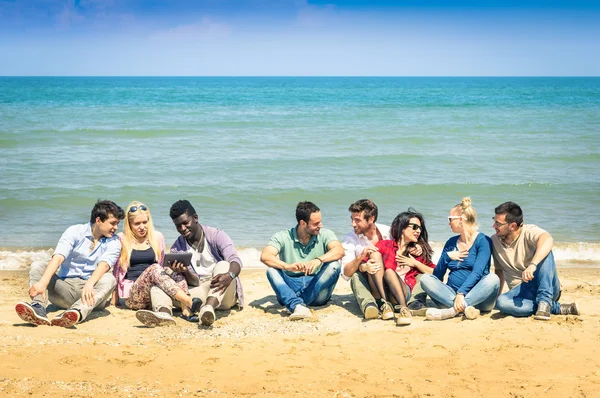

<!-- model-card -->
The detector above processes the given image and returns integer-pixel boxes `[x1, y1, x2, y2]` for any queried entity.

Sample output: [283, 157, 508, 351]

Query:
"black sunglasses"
[408, 223, 422, 231]
[129, 205, 148, 213]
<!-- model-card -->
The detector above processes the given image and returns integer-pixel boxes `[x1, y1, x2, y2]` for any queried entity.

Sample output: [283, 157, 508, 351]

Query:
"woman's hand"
[448, 249, 469, 262]
[396, 253, 420, 268]
[454, 294, 467, 312]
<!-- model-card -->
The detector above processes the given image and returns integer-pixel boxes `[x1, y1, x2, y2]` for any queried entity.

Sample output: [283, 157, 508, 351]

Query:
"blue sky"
[0, 0, 599, 76]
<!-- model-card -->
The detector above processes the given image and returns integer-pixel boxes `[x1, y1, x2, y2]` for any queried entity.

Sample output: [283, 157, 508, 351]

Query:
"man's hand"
[300, 259, 323, 276]
[29, 282, 47, 301]
[359, 245, 378, 261]
[408, 244, 423, 257]
[396, 253, 421, 268]
[359, 259, 381, 274]
[448, 249, 469, 262]
[454, 294, 467, 312]
[81, 282, 96, 306]
[210, 273, 233, 294]
[168, 260, 189, 274]
[522, 264, 537, 282]
[285, 262, 304, 273]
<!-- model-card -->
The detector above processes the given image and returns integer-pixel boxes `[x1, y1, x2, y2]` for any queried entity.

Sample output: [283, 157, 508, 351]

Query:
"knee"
[100, 272, 117, 290]
[215, 260, 230, 273]
[483, 273, 500, 290]
[323, 260, 341, 275]
[419, 274, 436, 289]
[266, 267, 280, 283]
[495, 293, 511, 312]
[29, 260, 47, 277]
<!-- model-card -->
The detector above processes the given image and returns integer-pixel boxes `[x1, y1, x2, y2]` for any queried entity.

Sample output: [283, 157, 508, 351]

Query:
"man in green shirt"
[261, 201, 344, 320]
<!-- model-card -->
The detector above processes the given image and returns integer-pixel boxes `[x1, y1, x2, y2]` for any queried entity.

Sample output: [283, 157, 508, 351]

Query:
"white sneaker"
[464, 306, 480, 320]
[289, 305, 312, 321]
[135, 310, 176, 327]
[425, 307, 457, 321]
[199, 305, 216, 326]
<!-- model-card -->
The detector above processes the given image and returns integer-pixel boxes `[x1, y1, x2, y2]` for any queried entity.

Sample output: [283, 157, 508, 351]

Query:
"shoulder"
[375, 223, 391, 239]
[375, 239, 394, 250]
[523, 224, 547, 236]
[342, 231, 359, 244]
[270, 228, 293, 242]
[476, 233, 491, 244]
[444, 235, 459, 246]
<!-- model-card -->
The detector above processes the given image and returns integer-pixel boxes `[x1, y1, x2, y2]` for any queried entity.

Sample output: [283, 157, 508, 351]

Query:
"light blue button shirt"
[54, 222, 122, 279]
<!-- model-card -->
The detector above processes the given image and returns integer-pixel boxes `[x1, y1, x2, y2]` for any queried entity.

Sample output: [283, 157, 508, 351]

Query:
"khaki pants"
[30, 260, 116, 322]
[151, 261, 237, 313]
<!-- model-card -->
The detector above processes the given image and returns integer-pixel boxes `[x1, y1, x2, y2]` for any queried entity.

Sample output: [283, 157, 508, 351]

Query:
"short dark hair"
[348, 199, 378, 222]
[90, 200, 124, 223]
[296, 201, 320, 224]
[170, 200, 197, 219]
[494, 201, 524, 226]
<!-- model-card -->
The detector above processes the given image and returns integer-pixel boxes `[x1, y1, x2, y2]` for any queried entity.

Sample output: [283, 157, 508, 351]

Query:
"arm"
[397, 254, 434, 274]
[260, 245, 300, 272]
[303, 240, 345, 275]
[341, 238, 376, 279]
[29, 254, 64, 299]
[522, 232, 554, 282]
[456, 235, 492, 295]
[81, 261, 110, 306]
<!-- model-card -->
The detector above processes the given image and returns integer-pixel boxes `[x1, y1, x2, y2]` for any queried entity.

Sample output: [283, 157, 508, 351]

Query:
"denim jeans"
[266, 261, 341, 312]
[495, 251, 562, 317]
[420, 272, 500, 312]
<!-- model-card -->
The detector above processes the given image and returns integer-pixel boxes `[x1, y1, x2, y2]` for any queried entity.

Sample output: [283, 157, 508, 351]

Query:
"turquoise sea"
[1, 77, 599, 269]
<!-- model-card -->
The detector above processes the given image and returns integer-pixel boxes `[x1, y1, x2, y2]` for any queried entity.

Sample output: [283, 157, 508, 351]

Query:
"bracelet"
[456, 292, 465, 296]
[530, 262, 538, 267]
[315, 257, 323, 265]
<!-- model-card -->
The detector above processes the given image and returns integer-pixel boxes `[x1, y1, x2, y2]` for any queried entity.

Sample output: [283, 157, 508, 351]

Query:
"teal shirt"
[268, 227, 339, 276]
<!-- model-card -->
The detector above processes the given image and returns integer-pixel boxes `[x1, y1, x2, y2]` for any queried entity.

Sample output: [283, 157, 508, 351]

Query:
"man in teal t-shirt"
[261, 201, 344, 320]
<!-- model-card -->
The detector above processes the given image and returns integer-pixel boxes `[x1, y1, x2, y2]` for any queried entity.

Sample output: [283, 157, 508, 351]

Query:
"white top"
[341, 223, 391, 281]
[189, 237, 218, 279]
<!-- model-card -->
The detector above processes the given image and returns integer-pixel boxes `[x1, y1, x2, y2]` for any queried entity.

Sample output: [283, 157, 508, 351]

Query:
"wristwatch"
[228, 271, 236, 279]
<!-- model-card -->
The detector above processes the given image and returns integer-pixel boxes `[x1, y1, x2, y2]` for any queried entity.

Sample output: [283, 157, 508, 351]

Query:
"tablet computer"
[162, 252, 193, 268]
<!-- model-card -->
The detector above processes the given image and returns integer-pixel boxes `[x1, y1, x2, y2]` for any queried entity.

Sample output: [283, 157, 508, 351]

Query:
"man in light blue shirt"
[15, 200, 124, 328]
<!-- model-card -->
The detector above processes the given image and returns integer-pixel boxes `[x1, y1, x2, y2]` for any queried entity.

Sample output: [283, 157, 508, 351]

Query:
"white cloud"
[149, 17, 232, 42]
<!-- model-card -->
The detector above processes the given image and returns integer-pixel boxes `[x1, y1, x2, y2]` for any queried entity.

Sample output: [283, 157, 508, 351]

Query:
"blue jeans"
[266, 261, 341, 312]
[420, 273, 500, 312]
[495, 252, 561, 317]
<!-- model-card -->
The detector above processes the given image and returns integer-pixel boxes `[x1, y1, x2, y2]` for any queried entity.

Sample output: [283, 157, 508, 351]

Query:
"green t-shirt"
[268, 227, 339, 276]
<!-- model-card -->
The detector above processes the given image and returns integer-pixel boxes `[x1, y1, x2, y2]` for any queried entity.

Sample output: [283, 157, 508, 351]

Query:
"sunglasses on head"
[408, 223, 422, 231]
[129, 204, 148, 213]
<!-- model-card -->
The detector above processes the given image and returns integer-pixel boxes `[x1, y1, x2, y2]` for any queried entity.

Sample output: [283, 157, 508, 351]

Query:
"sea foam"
[1, 243, 599, 271]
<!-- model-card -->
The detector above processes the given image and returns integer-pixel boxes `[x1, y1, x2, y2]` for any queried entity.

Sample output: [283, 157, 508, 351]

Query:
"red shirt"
[375, 239, 435, 291]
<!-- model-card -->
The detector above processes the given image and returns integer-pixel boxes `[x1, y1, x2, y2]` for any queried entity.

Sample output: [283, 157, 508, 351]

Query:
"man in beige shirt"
[492, 201, 579, 320]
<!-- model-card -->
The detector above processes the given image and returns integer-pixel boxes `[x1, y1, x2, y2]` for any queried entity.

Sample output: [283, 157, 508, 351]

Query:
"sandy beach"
[1, 267, 599, 397]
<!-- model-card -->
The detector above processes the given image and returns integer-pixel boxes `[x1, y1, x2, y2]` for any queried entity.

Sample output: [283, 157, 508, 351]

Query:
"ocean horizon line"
[2, 75, 600, 78]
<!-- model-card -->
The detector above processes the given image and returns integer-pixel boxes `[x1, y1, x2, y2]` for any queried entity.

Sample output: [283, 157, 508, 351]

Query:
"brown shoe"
[396, 306, 412, 326]
[380, 301, 394, 320]
[533, 301, 551, 321]
[464, 306, 480, 320]
[560, 302, 580, 316]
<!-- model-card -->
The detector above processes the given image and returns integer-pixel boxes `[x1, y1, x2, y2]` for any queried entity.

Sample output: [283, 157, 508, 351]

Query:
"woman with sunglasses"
[420, 197, 500, 320]
[111, 201, 201, 326]
[368, 209, 435, 326]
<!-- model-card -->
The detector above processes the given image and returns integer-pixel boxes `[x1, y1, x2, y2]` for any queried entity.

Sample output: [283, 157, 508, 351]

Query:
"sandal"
[191, 297, 203, 314]
[179, 314, 199, 323]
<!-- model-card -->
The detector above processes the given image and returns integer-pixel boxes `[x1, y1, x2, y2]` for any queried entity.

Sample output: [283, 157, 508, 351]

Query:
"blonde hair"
[453, 197, 478, 228]
[119, 201, 161, 271]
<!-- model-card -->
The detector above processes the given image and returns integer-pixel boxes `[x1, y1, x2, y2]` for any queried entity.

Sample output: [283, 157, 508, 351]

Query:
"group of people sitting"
[15, 197, 579, 329]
